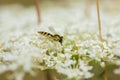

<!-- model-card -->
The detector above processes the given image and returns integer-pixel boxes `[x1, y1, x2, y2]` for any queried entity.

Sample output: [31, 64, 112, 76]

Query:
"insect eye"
[61, 36, 64, 40]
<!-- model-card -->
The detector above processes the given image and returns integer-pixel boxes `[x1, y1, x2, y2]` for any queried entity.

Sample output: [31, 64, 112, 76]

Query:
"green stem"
[103, 62, 107, 80]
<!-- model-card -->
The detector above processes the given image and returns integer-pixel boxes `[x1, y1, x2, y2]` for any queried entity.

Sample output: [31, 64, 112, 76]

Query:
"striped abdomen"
[38, 31, 63, 45]
[38, 31, 53, 39]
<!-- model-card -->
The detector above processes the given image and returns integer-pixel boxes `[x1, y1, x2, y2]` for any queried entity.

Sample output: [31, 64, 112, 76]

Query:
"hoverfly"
[38, 27, 63, 45]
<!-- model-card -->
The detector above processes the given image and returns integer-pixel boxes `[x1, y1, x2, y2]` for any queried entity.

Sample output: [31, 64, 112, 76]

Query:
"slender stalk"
[34, 0, 41, 24]
[96, 0, 107, 80]
[96, 0, 102, 41]
[103, 62, 107, 80]
[44, 70, 53, 80]
[85, 0, 91, 17]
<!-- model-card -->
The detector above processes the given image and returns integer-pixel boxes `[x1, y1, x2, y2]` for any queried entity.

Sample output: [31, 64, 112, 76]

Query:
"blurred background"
[0, 0, 120, 80]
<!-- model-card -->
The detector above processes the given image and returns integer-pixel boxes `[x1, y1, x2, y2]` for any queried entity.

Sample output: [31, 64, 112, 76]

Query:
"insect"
[38, 31, 63, 45]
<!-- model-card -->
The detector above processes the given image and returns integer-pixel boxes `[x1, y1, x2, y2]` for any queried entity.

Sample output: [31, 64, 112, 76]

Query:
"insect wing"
[48, 26, 59, 34]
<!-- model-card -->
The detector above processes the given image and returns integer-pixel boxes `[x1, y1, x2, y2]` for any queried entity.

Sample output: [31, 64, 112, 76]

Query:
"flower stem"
[96, 0, 102, 41]
[34, 0, 41, 24]
[44, 70, 53, 80]
[96, 0, 107, 80]
[103, 63, 107, 80]
[85, 0, 91, 18]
